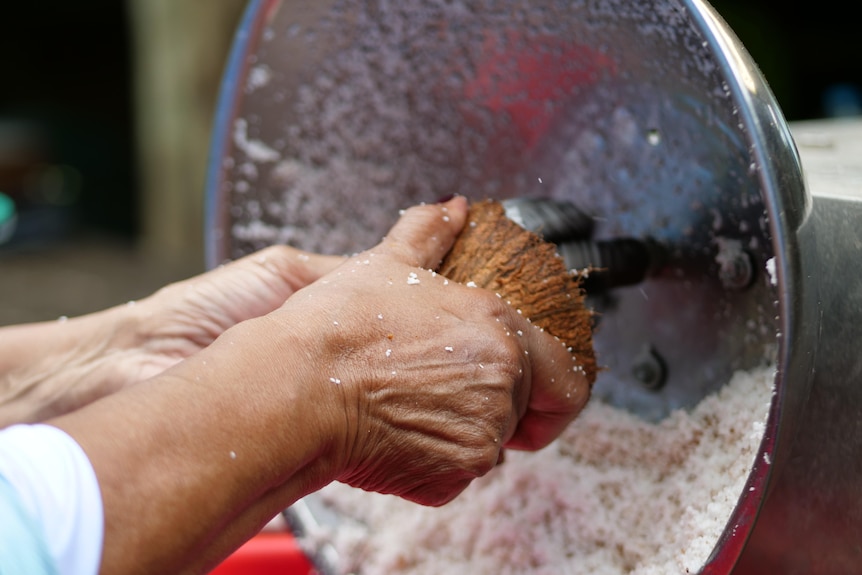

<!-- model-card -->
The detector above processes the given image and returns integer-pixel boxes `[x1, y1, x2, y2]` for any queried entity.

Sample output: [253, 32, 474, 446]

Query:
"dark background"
[712, 0, 861, 120]
[0, 2, 137, 242]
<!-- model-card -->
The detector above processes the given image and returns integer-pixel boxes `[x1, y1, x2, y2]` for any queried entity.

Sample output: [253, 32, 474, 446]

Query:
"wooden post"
[127, 0, 247, 270]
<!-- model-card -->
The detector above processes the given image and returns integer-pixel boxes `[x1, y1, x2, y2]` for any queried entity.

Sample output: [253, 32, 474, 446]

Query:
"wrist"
[216, 313, 350, 489]
[51, 315, 351, 573]
[0, 303, 140, 425]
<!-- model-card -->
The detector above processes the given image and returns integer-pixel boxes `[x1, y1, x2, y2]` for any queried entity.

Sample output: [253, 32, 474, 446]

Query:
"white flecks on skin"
[57, 316, 69, 323]
[386, 349, 392, 357]
[126, 300, 136, 307]
[443, 279, 449, 285]
[334, 321, 339, 326]
[229, 451, 237, 460]
[445, 346, 454, 352]
[407, 272, 421, 285]
[466, 281, 477, 288]
[517, 330, 523, 337]
[297, 253, 310, 261]
[330, 377, 342, 385]
[377, 314, 384, 320]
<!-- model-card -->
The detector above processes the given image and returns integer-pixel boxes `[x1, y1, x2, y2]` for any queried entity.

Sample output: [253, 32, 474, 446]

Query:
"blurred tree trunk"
[127, 0, 247, 269]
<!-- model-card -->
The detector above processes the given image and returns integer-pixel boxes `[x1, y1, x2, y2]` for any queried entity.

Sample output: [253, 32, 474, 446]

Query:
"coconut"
[437, 198, 597, 385]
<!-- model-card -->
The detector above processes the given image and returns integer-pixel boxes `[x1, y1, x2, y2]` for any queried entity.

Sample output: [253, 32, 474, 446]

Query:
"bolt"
[632, 345, 667, 391]
[715, 238, 755, 290]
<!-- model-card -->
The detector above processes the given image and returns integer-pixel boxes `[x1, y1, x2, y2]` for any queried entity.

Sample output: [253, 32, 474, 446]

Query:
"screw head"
[632, 345, 667, 391]
[715, 238, 755, 290]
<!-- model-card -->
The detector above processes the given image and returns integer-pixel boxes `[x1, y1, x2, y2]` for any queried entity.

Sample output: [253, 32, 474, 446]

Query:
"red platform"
[210, 532, 314, 575]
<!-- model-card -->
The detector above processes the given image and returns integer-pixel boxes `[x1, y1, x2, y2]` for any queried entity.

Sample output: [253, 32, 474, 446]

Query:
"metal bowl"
[205, 0, 817, 572]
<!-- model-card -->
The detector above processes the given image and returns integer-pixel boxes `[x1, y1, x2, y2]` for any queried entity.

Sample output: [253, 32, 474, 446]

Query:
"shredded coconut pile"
[312, 367, 773, 575]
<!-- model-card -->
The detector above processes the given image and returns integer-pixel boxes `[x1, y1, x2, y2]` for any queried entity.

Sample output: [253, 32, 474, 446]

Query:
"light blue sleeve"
[0, 425, 103, 575]
[0, 474, 58, 575]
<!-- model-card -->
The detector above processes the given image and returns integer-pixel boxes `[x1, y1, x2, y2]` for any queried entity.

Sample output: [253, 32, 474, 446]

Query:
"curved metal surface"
[203, 0, 819, 573]
[205, 0, 784, 419]
[683, 2, 818, 573]
[735, 121, 862, 575]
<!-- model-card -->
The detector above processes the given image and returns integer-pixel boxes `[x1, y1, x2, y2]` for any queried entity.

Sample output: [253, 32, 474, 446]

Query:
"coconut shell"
[438, 199, 597, 385]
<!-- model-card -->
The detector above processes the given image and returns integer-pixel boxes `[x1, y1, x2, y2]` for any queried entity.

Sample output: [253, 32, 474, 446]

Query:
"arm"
[0, 246, 343, 427]
[52, 197, 590, 574]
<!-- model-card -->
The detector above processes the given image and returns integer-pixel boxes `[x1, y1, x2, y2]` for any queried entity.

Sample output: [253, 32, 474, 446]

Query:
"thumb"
[375, 196, 468, 269]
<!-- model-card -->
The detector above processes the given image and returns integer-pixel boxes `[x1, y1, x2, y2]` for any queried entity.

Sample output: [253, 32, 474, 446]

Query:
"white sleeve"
[0, 424, 104, 575]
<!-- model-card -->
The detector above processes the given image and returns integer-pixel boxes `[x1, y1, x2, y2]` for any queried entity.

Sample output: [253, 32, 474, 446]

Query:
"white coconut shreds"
[313, 366, 773, 575]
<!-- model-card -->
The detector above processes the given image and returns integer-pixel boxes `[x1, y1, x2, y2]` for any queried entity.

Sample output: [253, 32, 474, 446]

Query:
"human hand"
[119, 245, 345, 384]
[48, 197, 590, 575]
[272, 197, 590, 506]
[0, 244, 343, 427]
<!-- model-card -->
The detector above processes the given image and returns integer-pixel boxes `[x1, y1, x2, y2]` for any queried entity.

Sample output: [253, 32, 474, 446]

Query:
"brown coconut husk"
[437, 198, 597, 385]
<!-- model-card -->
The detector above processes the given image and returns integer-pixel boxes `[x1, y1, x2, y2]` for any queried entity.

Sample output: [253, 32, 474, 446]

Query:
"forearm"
[0, 245, 346, 429]
[51, 316, 341, 575]
[0, 307, 138, 427]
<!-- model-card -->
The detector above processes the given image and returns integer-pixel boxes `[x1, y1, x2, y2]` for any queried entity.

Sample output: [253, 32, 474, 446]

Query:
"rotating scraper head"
[503, 197, 668, 294]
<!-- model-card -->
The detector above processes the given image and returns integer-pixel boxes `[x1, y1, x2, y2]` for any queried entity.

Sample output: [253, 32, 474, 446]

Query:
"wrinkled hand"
[273, 197, 590, 507]
[123, 246, 344, 383]
[0, 244, 345, 426]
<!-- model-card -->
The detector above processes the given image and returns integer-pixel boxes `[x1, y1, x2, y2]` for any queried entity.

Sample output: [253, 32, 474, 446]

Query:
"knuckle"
[455, 431, 505, 478]
[463, 444, 501, 479]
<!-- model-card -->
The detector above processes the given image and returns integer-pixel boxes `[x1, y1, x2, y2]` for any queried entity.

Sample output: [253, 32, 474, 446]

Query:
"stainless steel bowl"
[204, 0, 849, 572]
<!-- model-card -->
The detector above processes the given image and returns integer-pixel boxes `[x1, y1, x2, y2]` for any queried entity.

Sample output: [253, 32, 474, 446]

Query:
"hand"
[119, 245, 344, 383]
[270, 197, 590, 506]
[50, 197, 591, 575]
[0, 245, 343, 426]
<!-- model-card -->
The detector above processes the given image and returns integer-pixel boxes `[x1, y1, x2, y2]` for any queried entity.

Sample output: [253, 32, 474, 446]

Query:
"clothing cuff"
[0, 424, 104, 575]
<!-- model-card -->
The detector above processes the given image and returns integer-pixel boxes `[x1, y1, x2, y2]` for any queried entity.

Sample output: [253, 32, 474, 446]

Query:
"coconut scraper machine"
[205, 0, 862, 573]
